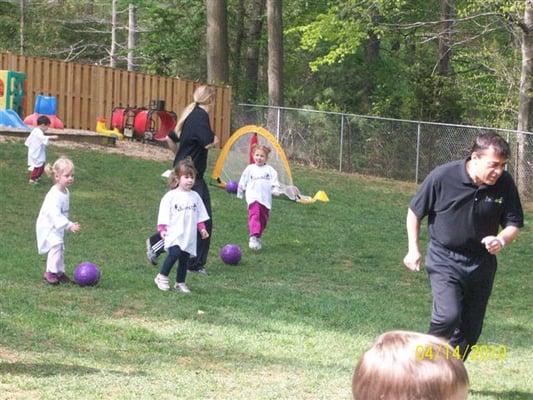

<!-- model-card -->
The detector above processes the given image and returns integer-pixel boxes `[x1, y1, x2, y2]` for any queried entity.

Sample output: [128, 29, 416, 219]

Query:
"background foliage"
[0, 0, 527, 128]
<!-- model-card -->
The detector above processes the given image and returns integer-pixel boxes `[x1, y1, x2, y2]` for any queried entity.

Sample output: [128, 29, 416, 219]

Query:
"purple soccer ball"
[73, 262, 101, 286]
[220, 244, 242, 265]
[226, 180, 238, 194]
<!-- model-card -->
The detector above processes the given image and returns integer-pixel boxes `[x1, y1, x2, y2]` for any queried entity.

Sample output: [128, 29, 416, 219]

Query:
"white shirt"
[25, 127, 50, 169]
[237, 164, 280, 209]
[36, 185, 72, 254]
[157, 189, 210, 256]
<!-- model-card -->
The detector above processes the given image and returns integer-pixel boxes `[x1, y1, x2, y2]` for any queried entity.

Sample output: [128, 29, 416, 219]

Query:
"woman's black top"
[168, 106, 215, 178]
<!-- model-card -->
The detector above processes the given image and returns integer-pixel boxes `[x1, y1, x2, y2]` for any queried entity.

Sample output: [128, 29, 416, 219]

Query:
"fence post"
[339, 114, 344, 172]
[276, 107, 281, 142]
[506, 131, 512, 173]
[415, 123, 421, 184]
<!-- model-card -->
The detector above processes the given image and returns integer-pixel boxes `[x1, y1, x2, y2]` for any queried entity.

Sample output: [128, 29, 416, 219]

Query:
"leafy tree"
[136, 1, 206, 79]
[0, 0, 531, 137]
[0, 1, 19, 53]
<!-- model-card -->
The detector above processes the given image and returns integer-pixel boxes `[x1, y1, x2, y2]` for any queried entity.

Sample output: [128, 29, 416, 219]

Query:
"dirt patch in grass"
[0, 346, 20, 362]
[1, 134, 174, 163]
[0, 135, 19, 144]
[0, 384, 40, 400]
[53, 138, 174, 163]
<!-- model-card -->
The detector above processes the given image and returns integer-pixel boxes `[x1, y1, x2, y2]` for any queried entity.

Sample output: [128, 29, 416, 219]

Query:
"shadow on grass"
[470, 390, 533, 399]
[0, 362, 99, 377]
[0, 362, 146, 378]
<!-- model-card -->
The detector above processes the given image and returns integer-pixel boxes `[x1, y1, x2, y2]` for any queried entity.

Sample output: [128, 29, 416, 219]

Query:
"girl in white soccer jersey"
[154, 158, 210, 293]
[237, 144, 280, 250]
[36, 157, 81, 284]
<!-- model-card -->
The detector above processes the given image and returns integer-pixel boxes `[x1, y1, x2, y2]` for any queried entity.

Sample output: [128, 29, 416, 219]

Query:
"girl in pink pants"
[237, 145, 280, 250]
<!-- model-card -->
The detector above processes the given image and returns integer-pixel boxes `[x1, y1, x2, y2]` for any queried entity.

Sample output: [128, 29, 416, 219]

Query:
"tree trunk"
[127, 4, 137, 71]
[243, 0, 266, 102]
[516, 0, 533, 198]
[437, 0, 454, 76]
[266, 0, 283, 137]
[19, 0, 24, 55]
[362, 11, 380, 113]
[267, 0, 283, 107]
[231, 0, 246, 96]
[110, 0, 117, 68]
[206, 0, 229, 85]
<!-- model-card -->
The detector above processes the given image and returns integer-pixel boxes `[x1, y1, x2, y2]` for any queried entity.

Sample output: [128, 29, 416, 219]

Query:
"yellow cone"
[313, 190, 330, 202]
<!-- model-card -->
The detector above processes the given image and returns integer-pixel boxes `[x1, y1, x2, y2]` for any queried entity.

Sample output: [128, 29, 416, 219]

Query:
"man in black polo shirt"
[403, 133, 524, 360]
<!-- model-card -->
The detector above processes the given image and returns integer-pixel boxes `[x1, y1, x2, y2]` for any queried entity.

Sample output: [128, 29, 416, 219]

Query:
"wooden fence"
[0, 52, 232, 145]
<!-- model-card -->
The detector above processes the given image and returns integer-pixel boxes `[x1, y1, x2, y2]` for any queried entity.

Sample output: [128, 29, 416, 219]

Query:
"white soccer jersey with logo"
[238, 164, 280, 209]
[157, 189, 209, 256]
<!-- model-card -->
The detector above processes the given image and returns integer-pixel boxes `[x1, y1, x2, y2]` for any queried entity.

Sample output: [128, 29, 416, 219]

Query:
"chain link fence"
[233, 104, 533, 200]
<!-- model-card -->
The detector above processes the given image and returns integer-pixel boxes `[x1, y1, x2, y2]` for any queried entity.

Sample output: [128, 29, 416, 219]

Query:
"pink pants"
[248, 201, 270, 238]
[46, 244, 65, 274]
[30, 165, 45, 181]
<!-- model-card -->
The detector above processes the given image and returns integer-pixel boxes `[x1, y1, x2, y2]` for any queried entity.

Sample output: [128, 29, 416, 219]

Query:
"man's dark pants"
[426, 241, 497, 360]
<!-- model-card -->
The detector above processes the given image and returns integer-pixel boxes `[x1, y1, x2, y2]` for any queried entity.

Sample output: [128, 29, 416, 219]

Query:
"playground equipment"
[96, 117, 124, 139]
[0, 109, 29, 130]
[24, 94, 64, 129]
[106, 100, 177, 141]
[111, 105, 133, 131]
[0, 70, 26, 115]
[0, 70, 29, 130]
[133, 110, 177, 141]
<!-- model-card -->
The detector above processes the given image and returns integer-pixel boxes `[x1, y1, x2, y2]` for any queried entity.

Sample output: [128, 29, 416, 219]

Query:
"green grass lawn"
[0, 140, 531, 400]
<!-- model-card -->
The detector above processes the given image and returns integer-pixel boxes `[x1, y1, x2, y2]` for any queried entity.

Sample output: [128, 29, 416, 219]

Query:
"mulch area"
[0, 133, 174, 163]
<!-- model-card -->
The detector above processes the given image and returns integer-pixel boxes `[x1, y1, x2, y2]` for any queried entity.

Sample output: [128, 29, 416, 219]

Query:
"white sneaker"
[256, 237, 262, 250]
[249, 236, 259, 250]
[154, 274, 170, 291]
[174, 282, 191, 293]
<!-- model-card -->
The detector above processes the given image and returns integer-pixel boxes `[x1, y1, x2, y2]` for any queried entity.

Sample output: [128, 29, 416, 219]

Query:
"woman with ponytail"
[146, 85, 218, 276]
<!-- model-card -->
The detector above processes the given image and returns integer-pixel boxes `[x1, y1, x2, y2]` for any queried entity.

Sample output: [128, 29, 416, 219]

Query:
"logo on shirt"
[484, 196, 503, 204]
[174, 203, 198, 212]
[251, 172, 271, 181]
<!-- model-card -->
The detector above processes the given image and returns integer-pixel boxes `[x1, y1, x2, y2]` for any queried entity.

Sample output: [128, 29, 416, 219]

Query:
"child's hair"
[37, 115, 51, 126]
[176, 157, 197, 178]
[168, 157, 197, 188]
[175, 85, 215, 138]
[167, 170, 179, 189]
[352, 331, 469, 400]
[45, 156, 74, 182]
[252, 144, 271, 157]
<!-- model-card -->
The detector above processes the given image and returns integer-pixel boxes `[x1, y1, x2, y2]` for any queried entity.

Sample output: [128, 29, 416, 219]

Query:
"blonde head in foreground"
[352, 331, 469, 400]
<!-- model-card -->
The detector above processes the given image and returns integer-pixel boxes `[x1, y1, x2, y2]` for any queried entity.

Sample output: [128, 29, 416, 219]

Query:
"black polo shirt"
[169, 106, 214, 178]
[410, 159, 524, 256]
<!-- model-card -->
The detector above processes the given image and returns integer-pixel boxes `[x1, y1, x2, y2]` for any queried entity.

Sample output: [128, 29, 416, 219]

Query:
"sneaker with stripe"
[154, 273, 170, 291]
[146, 238, 158, 265]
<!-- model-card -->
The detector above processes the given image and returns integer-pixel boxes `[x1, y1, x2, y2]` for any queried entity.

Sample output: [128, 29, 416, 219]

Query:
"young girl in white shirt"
[36, 157, 81, 284]
[154, 158, 210, 293]
[25, 115, 58, 184]
[237, 144, 280, 250]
